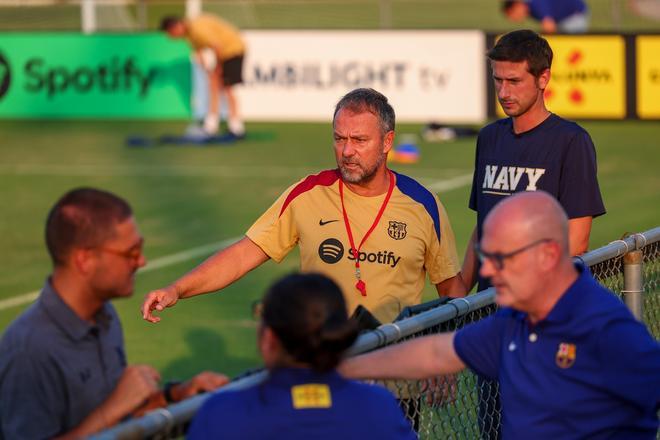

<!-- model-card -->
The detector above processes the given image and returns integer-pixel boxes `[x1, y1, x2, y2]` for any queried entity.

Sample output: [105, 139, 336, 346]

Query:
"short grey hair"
[333, 88, 395, 136]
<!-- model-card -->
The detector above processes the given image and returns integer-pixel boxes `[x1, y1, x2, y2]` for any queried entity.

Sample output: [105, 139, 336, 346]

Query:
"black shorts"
[221, 55, 244, 86]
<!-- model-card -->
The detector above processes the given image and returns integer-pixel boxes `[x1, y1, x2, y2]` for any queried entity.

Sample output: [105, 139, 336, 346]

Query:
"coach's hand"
[142, 285, 179, 323]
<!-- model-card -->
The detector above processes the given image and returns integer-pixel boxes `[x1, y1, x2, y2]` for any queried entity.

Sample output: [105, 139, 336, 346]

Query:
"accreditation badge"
[291, 384, 332, 409]
[555, 342, 577, 369]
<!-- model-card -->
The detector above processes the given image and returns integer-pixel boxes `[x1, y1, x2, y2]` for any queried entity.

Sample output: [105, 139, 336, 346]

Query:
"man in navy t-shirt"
[459, 31, 606, 439]
[503, 0, 589, 34]
[341, 191, 660, 440]
[462, 29, 605, 294]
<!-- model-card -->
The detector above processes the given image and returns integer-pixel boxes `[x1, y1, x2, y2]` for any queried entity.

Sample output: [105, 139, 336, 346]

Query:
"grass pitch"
[0, 119, 658, 379]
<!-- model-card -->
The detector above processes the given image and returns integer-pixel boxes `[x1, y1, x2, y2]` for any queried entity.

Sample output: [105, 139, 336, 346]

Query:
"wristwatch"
[163, 381, 181, 403]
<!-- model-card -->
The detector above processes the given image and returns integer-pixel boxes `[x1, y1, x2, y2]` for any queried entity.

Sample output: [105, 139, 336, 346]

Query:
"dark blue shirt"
[469, 114, 605, 289]
[454, 264, 660, 439]
[528, 0, 588, 22]
[188, 367, 416, 440]
[0, 281, 126, 439]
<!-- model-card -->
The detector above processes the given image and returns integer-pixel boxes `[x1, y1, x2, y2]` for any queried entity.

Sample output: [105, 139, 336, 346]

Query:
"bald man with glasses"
[341, 191, 660, 439]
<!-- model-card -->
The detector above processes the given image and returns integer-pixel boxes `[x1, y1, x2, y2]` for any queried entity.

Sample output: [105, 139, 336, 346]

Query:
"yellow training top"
[186, 14, 245, 60]
[247, 169, 460, 323]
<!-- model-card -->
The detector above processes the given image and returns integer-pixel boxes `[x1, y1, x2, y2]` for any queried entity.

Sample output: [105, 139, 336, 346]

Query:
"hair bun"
[262, 273, 359, 371]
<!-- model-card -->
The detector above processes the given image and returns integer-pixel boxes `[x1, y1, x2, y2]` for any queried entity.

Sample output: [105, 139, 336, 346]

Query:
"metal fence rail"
[93, 226, 660, 439]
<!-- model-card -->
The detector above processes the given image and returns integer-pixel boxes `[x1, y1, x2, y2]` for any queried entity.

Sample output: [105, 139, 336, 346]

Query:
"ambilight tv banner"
[0, 34, 191, 118]
[237, 30, 486, 123]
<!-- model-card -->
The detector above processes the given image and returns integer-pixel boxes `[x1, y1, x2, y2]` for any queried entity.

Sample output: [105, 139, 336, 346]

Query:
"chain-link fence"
[371, 303, 500, 439]
[587, 234, 660, 340]
[642, 240, 660, 338]
[92, 226, 660, 440]
[368, 229, 660, 439]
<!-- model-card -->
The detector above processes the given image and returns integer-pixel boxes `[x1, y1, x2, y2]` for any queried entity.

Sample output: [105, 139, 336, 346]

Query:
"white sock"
[203, 113, 220, 135]
[228, 118, 245, 136]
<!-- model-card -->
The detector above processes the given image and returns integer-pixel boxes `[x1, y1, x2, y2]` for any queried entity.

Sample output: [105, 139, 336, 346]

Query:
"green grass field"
[1, 0, 659, 32]
[0, 119, 658, 381]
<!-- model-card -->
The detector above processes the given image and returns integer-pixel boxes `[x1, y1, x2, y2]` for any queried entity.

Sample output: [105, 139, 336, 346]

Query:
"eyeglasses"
[99, 238, 144, 262]
[474, 238, 552, 271]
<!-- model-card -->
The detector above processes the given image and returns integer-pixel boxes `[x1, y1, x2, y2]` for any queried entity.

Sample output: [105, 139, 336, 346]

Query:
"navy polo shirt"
[0, 281, 126, 439]
[188, 367, 416, 440]
[469, 114, 605, 290]
[454, 264, 660, 439]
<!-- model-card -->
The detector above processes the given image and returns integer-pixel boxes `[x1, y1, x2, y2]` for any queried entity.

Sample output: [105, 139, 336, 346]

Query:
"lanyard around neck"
[338, 170, 395, 296]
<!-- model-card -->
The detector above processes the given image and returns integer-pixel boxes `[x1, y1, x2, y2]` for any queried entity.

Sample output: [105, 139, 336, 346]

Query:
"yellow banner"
[637, 36, 660, 119]
[496, 36, 626, 119]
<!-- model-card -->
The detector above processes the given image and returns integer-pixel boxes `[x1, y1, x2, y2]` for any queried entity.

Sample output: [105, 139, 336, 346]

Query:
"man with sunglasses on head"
[341, 191, 660, 439]
[0, 188, 228, 439]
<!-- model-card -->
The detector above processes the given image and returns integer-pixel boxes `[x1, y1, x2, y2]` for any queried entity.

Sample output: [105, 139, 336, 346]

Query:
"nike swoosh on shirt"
[319, 219, 339, 226]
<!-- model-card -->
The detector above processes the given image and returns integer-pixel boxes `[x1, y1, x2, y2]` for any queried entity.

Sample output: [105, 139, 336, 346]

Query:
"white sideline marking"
[0, 172, 473, 312]
[0, 237, 241, 312]
[0, 164, 473, 183]
[0, 292, 40, 311]
[0, 164, 320, 178]
[426, 173, 473, 193]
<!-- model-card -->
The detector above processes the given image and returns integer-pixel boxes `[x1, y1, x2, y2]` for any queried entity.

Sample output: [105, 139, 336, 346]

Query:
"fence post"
[623, 250, 644, 320]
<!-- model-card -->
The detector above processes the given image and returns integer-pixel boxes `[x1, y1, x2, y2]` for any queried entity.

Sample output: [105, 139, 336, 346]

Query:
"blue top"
[188, 367, 416, 440]
[0, 280, 126, 439]
[469, 114, 605, 289]
[454, 264, 660, 439]
[528, 0, 588, 22]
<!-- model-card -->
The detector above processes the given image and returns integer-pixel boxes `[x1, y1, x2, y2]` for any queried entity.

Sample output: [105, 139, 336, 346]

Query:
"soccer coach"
[142, 88, 466, 325]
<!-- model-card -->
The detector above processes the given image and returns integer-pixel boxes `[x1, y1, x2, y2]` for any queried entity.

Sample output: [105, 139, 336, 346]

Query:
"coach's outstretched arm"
[339, 333, 466, 381]
[142, 237, 269, 323]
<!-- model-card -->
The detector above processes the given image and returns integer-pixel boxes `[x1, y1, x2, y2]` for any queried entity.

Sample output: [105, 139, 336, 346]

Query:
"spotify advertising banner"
[0, 34, 191, 118]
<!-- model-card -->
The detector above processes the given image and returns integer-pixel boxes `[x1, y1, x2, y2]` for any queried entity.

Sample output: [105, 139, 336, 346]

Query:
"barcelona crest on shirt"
[555, 342, 577, 369]
[388, 221, 407, 240]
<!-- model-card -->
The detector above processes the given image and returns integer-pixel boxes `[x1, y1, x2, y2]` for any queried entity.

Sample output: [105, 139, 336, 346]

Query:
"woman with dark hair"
[188, 273, 415, 439]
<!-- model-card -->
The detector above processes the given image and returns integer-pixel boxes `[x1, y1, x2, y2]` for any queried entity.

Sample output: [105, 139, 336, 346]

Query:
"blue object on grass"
[396, 143, 420, 154]
[126, 136, 155, 148]
[126, 132, 240, 148]
[158, 132, 238, 145]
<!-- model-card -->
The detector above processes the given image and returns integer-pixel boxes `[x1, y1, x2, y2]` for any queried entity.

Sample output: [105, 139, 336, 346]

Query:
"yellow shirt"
[246, 169, 460, 323]
[186, 14, 245, 61]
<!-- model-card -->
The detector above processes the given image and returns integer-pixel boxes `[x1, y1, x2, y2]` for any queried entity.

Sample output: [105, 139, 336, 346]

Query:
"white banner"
[234, 30, 486, 123]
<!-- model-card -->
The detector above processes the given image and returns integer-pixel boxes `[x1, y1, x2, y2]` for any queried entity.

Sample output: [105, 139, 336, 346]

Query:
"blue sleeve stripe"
[394, 171, 441, 242]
